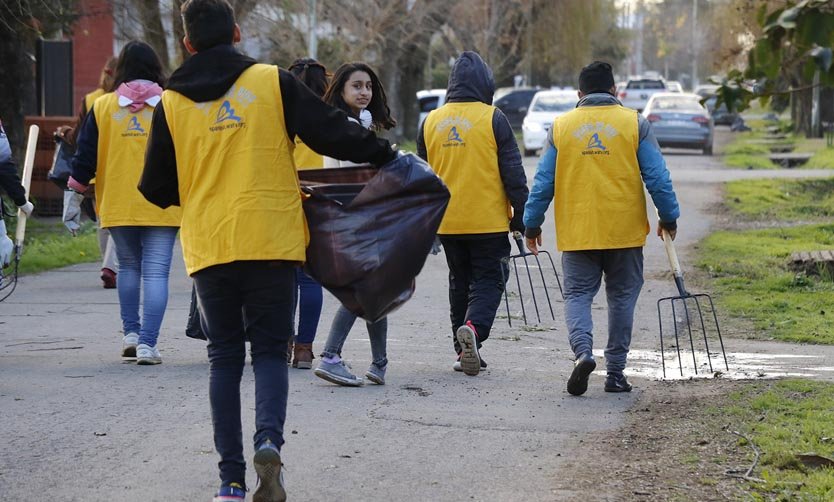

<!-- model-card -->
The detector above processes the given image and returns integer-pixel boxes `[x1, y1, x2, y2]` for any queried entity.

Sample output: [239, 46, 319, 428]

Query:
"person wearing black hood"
[138, 1, 396, 500]
[417, 51, 528, 377]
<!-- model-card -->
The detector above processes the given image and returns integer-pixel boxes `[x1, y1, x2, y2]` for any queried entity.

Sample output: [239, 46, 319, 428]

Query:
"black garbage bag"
[299, 153, 449, 322]
[185, 283, 207, 341]
[48, 135, 74, 190]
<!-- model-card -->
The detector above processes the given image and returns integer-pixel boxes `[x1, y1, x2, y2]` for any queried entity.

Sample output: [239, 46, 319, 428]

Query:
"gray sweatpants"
[561, 247, 644, 373]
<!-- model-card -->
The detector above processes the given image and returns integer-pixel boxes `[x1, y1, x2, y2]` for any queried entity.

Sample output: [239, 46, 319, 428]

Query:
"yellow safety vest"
[162, 64, 307, 275]
[552, 104, 648, 251]
[293, 137, 323, 170]
[84, 88, 105, 115]
[424, 102, 510, 234]
[91, 92, 182, 228]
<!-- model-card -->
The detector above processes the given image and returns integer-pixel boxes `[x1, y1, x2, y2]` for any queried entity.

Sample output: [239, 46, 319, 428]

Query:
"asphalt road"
[1, 127, 833, 501]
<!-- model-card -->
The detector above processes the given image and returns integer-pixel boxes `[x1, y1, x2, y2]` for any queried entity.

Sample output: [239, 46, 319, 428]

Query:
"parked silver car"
[642, 93, 714, 155]
[618, 78, 667, 112]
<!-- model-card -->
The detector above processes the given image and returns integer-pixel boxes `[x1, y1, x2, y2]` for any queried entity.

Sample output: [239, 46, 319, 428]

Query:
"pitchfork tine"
[693, 296, 714, 373]
[680, 297, 699, 375]
[513, 236, 541, 323]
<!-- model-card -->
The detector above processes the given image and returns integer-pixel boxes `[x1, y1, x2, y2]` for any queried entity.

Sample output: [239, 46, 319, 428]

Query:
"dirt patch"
[556, 379, 757, 501]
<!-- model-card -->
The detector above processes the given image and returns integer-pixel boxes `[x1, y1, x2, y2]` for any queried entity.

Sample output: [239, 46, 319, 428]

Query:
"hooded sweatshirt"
[417, 51, 528, 236]
[139, 45, 395, 208]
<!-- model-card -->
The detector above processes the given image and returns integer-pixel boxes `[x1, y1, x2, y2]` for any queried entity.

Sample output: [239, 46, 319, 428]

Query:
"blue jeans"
[295, 269, 322, 344]
[561, 247, 644, 373]
[321, 305, 388, 368]
[108, 226, 178, 347]
[192, 260, 295, 488]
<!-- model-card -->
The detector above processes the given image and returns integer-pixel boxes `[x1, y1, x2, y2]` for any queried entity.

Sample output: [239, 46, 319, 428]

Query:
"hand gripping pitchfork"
[656, 229, 728, 378]
[500, 231, 563, 326]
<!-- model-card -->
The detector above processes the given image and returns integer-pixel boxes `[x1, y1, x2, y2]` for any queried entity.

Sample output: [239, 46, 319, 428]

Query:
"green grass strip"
[725, 177, 834, 221]
[718, 379, 834, 499]
[5, 218, 100, 275]
[697, 224, 834, 344]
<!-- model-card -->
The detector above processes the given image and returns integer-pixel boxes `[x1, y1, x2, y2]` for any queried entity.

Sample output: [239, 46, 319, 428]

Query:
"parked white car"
[416, 89, 446, 130]
[521, 90, 578, 156]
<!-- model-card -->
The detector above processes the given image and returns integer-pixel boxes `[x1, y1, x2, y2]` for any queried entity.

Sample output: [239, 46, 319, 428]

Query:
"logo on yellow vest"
[436, 117, 471, 148]
[210, 100, 246, 132]
[122, 116, 147, 137]
[447, 126, 463, 143]
[574, 123, 617, 156]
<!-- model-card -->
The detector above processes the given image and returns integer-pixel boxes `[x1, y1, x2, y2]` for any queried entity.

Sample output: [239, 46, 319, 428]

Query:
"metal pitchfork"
[657, 230, 728, 378]
[500, 231, 563, 327]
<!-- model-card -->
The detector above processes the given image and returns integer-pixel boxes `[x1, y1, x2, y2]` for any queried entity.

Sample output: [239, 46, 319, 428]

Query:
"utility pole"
[635, 0, 644, 76]
[691, 0, 698, 90]
[308, 0, 317, 59]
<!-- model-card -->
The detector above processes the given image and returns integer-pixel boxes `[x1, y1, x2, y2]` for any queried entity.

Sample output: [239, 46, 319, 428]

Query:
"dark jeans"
[439, 235, 510, 353]
[192, 260, 296, 488]
[295, 268, 323, 344]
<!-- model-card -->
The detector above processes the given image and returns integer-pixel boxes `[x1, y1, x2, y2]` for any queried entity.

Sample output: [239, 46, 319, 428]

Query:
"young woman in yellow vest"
[417, 51, 529, 376]
[69, 41, 181, 365]
[313, 62, 397, 386]
[57, 56, 120, 289]
[286, 57, 328, 369]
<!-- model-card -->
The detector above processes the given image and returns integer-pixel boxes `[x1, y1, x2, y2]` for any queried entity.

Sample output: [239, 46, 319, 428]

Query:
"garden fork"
[657, 229, 729, 378]
[500, 231, 563, 326]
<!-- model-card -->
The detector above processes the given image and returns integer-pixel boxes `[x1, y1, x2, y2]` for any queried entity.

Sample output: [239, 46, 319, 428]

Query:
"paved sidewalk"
[2, 128, 833, 500]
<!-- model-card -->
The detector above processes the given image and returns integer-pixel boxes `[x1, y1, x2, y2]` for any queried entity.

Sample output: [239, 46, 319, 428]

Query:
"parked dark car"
[493, 87, 541, 130]
[695, 85, 739, 126]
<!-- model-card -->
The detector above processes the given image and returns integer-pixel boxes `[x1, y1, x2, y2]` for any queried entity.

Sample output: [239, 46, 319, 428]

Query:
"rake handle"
[662, 229, 687, 297]
[512, 230, 526, 255]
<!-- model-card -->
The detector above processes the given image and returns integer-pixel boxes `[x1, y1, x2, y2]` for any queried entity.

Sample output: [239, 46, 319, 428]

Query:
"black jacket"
[139, 45, 395, 208]
[416, 51, 528, 236]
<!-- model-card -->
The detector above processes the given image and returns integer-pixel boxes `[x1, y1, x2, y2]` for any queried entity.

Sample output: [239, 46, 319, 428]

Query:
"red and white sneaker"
[455, 321, 481, 376]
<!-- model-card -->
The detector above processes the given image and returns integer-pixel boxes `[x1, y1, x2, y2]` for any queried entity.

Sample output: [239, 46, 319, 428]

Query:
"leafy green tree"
[716, 0, 834, 137]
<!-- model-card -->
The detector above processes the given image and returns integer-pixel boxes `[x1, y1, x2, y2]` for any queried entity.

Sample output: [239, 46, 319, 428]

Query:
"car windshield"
[627, 80, 665, 90]
[650, 97, 704, 112]
[419, 97, 440, 113]
[531, 95, 576, 112]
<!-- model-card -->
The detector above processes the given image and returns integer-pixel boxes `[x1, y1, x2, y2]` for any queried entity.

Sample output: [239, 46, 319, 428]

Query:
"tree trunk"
[792, 86, 813, 137]
[137, 0, 169, 70]
[172, 0, 188, 67]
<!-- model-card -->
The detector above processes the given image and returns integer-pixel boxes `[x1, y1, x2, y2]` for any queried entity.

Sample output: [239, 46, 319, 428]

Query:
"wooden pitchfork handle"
[15, 125, 39, 251]
[662, 229, 688, 297]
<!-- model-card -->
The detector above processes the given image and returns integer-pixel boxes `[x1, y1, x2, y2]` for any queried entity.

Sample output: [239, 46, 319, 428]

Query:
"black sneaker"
[566, 353, 596, 396]
[604, 372, 633, 393]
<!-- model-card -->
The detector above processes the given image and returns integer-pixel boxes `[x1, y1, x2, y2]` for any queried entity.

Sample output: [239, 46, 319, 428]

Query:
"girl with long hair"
[69, 41, 181, 365]
[313, 62, 397, 386]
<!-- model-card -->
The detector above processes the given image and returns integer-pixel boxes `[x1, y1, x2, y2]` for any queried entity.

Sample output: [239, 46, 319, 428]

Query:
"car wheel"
[523, 148, 536, 157]
[703, 143, 713, 156]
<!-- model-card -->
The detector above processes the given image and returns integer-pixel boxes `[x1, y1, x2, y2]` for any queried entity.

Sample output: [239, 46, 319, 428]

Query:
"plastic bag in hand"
[62, 190, 85, 236]
[0, 220, 13, 267]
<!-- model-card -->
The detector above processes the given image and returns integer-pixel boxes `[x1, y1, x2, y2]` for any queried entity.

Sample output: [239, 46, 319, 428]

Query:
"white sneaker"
[136, 343, 162, 365]
[121, 333, 139, 358]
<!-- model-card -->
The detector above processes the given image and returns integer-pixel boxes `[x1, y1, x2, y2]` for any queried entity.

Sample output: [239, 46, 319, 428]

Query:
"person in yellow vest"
[287, 57, 328, 369]
[417, 51, 529, 377]
[137, 1, 395, 500]
[523, 61, 680, 396]
[68, 41, 181, 366]
[58, 56, 120, 289]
